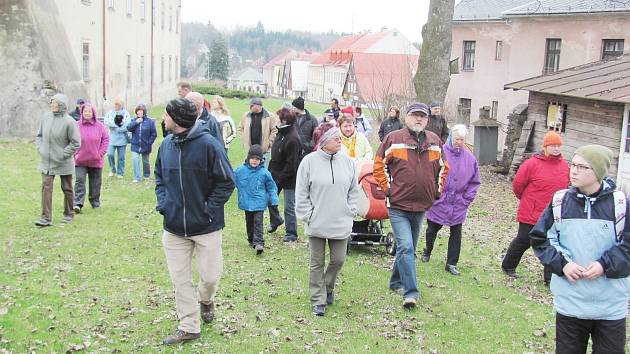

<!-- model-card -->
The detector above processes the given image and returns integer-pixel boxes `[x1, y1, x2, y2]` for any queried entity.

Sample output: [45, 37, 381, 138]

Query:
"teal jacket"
[234, 162, 278, 212]
[530, 179, 630, 320]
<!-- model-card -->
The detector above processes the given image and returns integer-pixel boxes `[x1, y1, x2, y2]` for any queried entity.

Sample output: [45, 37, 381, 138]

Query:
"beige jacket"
[239, 108, 278, 152]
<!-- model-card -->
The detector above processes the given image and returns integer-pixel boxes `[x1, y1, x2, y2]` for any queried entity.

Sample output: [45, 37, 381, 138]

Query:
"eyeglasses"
[569, 162, 592, 173]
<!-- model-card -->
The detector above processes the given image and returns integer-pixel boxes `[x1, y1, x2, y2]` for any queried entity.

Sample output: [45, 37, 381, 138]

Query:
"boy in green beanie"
[530, 144, 630, 353]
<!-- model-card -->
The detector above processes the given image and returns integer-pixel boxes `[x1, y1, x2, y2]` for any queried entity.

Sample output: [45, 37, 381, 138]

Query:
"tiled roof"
[453, 0, 532, 20]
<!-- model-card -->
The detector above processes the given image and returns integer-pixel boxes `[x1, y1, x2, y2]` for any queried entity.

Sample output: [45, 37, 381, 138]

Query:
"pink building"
[446, 0, 630, 147]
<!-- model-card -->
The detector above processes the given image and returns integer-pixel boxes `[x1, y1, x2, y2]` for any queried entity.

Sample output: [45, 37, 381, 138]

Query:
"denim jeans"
[269, 186, 297, 238]
[107, 145, 126, 176]
[388, 208, 425, 300]
[131, 151, 150, 181]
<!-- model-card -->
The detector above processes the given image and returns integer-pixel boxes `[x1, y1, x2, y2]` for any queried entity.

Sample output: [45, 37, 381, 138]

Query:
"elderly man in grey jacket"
[35, 94, 81, 226]
[295, 123, 359, 317]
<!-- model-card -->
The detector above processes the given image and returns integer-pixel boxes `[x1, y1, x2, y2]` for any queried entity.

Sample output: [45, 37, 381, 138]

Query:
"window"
[126, 0, 132, 16]
[152, 1, 155, 25]
[108, 0, 114, 9]
[81, 0, 92, 5]
[546, 102, 567, 132]
[175, 8, 179, 33]
[491, 101, 498, 119]
[126, 54, 132, 88]
[462, 41, 475, 70]
[140, 56, 145, 85]
[82, 42, 90, 81]
[543, 38, 561, 74]
[161, 56, 164, 83]
[602, 39, 624, 60]
[140, 0, 145, 21]
[161, 2, 165, 30]
[495, 41, 503, 61]
[169, 6, 173, 32]
[168, 56, 172, 81]
[459, 98, 472, 126]
[175, 56, 178, 79]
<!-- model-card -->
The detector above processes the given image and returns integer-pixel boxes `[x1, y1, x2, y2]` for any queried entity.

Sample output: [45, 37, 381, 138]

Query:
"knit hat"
[250, 97, 263, 106]
[429, 100, 442, 108]
[314, 123, 340, 149]
[341, 106, 355, 117]
[574, 145, 613, 181]
[292, 97, 305, 111]
[282, 101, 293, 110]
[166, 98, 198, 129]
[543, 131, 563, 147]
[247, 144, 264, 161]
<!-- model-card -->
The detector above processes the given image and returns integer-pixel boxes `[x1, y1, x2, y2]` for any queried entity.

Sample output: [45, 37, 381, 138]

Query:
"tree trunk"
[413, 0, 455, 104]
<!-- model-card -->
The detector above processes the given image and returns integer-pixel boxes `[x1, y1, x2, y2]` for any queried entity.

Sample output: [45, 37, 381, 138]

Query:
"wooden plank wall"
[527, 92, 625, 176]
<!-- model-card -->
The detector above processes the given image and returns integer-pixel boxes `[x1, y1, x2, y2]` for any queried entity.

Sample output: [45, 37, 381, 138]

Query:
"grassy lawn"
[0, 97, 561, 353]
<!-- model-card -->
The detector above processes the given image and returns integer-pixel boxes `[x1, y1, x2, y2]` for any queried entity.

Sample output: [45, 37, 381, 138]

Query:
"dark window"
[463, 41, 475, 70]
[459, 98, 472, 126]
[602, 39, 624, 60]
[140, 56, 145, 85]
[491, 101, 498, 119]
[126, 54, 132, 88]
[82, 42, 90, 81]
[495, 41, 503, 61]
[543, 39, 561, 74]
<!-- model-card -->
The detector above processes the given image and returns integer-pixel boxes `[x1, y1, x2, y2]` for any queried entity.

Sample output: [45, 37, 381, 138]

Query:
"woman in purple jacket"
[73, 102, 109, 213]
[422, 124, 480, 276]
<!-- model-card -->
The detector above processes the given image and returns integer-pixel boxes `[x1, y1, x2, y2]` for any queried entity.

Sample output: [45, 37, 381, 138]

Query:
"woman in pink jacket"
[73, 102, 109, 213]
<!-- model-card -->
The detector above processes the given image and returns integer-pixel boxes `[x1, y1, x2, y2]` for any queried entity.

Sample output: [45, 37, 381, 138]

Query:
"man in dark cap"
[155, 98, 235, 345]
[291, 96, 318, 157]
[239, 97, 278, 169]
[426, 101, 449, 143]
[69, 98, 85, 121]
[373, 102, 449, 309]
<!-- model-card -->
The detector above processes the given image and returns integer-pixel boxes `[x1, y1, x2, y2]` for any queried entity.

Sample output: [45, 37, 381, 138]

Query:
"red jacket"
[513, 152, 569, 224]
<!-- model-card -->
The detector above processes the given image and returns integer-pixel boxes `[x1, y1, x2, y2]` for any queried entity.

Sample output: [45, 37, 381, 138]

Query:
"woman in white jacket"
[210, 95, 236, 149]
[295, 123, 359, 317]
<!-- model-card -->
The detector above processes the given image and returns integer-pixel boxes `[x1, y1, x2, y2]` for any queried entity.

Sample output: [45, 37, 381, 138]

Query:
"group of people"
[35, 90, 630, 352]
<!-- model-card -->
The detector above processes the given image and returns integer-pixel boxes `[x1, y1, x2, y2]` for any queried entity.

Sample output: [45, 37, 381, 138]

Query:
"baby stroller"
[348, 160, 395, 255]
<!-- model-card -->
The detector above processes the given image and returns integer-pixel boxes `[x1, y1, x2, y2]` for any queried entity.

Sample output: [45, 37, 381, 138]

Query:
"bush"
[192, 84, 266, 100]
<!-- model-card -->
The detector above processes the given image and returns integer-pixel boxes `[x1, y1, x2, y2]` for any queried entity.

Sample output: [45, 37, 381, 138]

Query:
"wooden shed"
[505, 53, 630, 191]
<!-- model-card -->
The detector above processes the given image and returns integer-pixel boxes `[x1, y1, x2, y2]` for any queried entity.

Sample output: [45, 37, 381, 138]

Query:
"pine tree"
[208, 36, 229, 81]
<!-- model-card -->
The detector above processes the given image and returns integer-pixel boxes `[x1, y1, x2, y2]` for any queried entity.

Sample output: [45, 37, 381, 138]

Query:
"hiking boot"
[61, 215, 73, 223]
[35, 218, 52, 227]
[283, 235, 297, 242]
[403, 298, 417, 309]
[445, 264, 461, 276]
[326, 292, 334, 305]
[73, 205, 81, 214]
[502, 268, 519, 278]
[255, 244, 264, 255]
[267, 221, 284, 233]
[200, 302, 215, 324]
[421, 249, 430, 263]
[312, 305, 325, 316]
[163, 329, 200, 345]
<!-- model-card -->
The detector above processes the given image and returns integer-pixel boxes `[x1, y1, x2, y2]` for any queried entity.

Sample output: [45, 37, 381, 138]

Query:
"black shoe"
[421, 249, 430, 263]
[255, 244, 264, 255]
[73, 205, 81, 214]
[35, 218, 52, 227]
[312, 305, 325, 316]
[445, 264, 461, 276]
[267, 221, 284, 233]
[326, 292, 334, 305]
[200, 302, 215, 324]
[163, 329, 200, 345]
[283, 235, 297, 242]
[502, 268, 519, 278]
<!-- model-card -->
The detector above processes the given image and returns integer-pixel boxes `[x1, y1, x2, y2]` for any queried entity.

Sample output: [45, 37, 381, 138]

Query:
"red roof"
[350, 53, 419, 102]
[347, 30, 391, 52]
[311, 34, 366, 65]
[264, 49, 321, 69]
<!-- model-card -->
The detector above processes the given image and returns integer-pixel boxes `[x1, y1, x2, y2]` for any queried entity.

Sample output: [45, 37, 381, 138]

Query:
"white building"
[229, 67, 264, 93]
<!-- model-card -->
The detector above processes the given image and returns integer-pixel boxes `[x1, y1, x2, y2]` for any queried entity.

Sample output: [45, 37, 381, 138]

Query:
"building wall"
[307, 65, 325, 103]
[526, 92, 625, 176]
[447, 14, 630, 147]
[365, 32, 420, 55]
[323, 65, 350, 105]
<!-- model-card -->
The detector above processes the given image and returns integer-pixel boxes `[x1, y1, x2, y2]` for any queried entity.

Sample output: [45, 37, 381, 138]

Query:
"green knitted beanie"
[574, 145, 613, 181]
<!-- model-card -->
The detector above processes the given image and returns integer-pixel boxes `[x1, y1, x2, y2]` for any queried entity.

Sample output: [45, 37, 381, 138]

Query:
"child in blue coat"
[234, 145, 279, 254]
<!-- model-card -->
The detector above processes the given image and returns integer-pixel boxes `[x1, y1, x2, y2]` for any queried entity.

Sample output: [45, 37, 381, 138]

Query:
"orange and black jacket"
[373, 128, 449, 212]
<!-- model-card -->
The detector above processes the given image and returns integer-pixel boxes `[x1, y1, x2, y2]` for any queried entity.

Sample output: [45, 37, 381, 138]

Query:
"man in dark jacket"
[324, 98, 341, 119]
[268, 108, 302, 241]
[155, 98, 235, 345]
[374, 102, 449, 309]
[291, 97, 317, 157]
[378, 106, 403, 141]
[69, 98, 85, 121]
[426, 101, 449, 143]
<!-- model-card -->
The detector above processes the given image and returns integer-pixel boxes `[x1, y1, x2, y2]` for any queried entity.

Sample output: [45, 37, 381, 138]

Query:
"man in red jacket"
[502, 131, 569, 284]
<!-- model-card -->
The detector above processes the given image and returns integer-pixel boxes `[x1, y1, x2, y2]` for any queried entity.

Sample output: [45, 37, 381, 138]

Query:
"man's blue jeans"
[388, 208, 426, 300]
[107, 145, 126, 176]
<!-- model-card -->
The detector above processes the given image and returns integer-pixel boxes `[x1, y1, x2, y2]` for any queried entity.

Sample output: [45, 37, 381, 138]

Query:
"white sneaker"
[132, 179, 139, 183]
[108, 172, 114, 177]
[117, 175, 123, 179]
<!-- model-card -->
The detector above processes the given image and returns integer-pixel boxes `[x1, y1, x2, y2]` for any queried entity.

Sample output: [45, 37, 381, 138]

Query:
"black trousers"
[245, 211, 264, 247]
[556, 313, 626, 354]
[424, 220, 462, 266]
[502, 222, 552, 282]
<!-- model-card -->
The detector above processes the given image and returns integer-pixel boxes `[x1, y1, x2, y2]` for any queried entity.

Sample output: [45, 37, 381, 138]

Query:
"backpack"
[552, 189, 627, 240]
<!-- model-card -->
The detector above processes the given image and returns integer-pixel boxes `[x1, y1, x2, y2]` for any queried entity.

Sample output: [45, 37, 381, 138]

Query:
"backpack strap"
[552, 189, 569, 225]
[613, 190, 627, 240]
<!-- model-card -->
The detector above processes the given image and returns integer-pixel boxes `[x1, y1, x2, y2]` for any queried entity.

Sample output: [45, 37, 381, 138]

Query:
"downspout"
[102, 0, 107, 101]
[150, 0, 154, 105]
[617, 103, 630, 191]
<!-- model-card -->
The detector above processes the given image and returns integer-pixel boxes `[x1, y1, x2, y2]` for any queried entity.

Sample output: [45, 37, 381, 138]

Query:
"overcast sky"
[181, 0, 432, 43]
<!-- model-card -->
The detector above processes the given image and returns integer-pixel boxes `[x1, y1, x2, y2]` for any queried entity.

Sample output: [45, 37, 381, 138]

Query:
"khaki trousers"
[308, 237, 348, 305]
[41, 174, 73, 221]
[162, 230, 223, 333]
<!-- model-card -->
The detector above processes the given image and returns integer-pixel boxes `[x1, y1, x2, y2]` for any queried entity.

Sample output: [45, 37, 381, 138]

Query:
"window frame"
[602, 39, 624, 61]
[543, 38, 562, 74]
[462, 40, 476, 71]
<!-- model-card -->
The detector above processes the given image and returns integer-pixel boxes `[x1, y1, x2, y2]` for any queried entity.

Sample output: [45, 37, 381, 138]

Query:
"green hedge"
[192, 84, 266, 99]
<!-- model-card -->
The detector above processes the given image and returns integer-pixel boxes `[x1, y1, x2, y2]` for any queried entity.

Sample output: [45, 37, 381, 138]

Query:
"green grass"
[0, 97, 559, 353]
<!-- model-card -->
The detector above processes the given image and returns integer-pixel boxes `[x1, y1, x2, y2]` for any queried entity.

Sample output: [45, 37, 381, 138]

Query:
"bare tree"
[413, 0, 456, 104]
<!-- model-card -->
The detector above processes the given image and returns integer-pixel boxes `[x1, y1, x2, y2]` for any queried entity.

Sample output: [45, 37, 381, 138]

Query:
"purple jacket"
[75, 117, 109, 168]
[426, 144, 480, 226]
